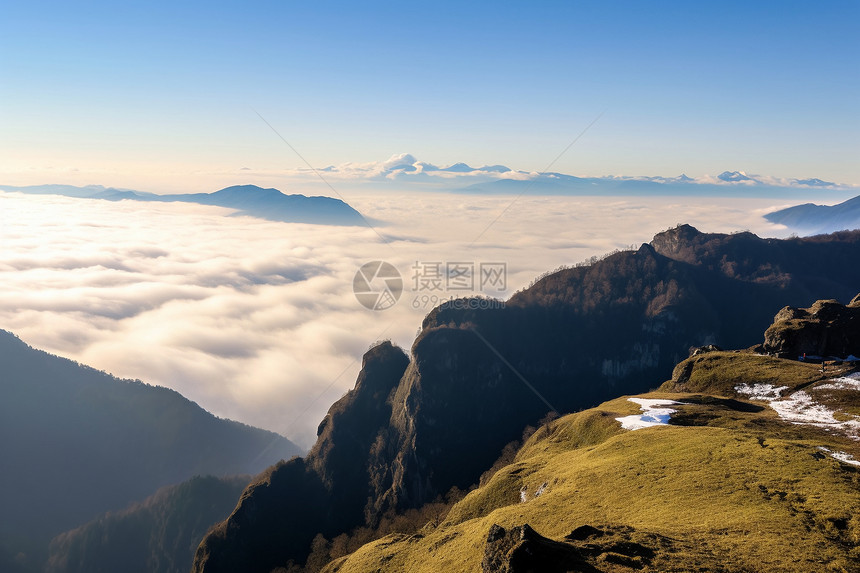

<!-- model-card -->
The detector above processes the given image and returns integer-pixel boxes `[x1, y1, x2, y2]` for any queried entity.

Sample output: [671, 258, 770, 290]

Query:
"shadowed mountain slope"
[193, 225, 860, 572]
[325, 296, 860, 573]
[46, 475, 251, 573]
[765, 194, 860, 235]
[0, 331, 300, 570]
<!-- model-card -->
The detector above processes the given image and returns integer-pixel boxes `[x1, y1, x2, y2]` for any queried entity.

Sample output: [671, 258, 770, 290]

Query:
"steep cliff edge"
[192, 342, 409, 572]
[325, 383, 860, 573]
[324, 295, 860, 573]
[193, 226, 860, 572]
[762, 295, 860, 359]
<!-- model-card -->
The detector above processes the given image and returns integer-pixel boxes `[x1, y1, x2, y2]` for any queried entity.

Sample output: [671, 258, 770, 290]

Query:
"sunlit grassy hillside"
[325, 354, 860, 573]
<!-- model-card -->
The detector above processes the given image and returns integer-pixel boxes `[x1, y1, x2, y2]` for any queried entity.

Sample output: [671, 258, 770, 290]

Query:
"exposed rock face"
[192, 342, 409, 573]
[690, 344, 723, 356]
[193, 227, 860, 573]
[763, 295, 860, 358]
[482, 524, 585, 573]
[480, 523, 675, 572]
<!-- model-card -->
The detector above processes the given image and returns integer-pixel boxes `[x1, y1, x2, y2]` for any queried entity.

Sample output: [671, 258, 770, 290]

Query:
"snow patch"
[735, 383, 787, 401]
[521, 481, 549, 503]
[735, 378, 860, 440]
[616, 398, 681, 430]
[818, 447, 860, 467]
[768, 391, 835, 424]
[816, 372, 860, 391]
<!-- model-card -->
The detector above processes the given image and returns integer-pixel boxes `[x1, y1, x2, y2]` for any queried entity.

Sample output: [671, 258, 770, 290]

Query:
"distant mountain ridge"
[304, 153, 857, 196]
[47, 475, 251, 573]
[4, 162, 856, 202]
[765, 194, 860, 235]
[192, 225, 860, 573]
[456, 171, 854, 198]
[0, 184, 365, 226]
[0, 330, 300, 571]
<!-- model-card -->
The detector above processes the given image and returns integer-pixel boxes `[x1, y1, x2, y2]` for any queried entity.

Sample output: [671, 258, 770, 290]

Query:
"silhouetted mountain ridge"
[765, 194, 860, 235]
[192, 225, 860, 573]
[0, 184, 365, 226]
[0, 330, 300, 570]
[46, 475, 251, 573]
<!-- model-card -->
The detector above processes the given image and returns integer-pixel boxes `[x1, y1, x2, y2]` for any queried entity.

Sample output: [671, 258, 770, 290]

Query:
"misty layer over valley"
[2, 183, 860, 573]
[3, 1, 858, 571]
[0, 188, 810, 448]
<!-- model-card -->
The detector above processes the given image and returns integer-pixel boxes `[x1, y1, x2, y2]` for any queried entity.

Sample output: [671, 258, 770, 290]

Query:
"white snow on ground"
[816, 372, 860, 391]
[818, 447, 860, 467]
[769, 391, 847, 426]
[736, 377, 860, 443]
[520, 481, 549, 503]
[735, 383, 787, 401]
[616, 398, 681, 430]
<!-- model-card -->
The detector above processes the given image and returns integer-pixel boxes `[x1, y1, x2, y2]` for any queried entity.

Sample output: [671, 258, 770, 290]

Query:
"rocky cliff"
[192, 342, 409, 573]
[193, 225, 860, 572]
[763, 294, 860, 358]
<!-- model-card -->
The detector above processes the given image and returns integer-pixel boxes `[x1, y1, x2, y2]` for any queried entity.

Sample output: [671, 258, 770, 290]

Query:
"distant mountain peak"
[0, 183, 365, 226]
[371, 155, 513, 175]
[212, 184, 284, 197]
[382, 153, 419, 170]
[717, 170, 755, 183]
[792, 177, 836, 187]
[765, 192, 860, 234]
[440, 162, 473, 172]
[477, 164, 512, 173]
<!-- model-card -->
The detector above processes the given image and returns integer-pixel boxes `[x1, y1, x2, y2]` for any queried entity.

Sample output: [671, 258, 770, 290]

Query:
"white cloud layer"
[0, 189, 801, 448]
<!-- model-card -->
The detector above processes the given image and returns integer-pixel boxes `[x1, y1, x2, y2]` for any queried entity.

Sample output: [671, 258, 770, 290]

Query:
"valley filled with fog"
[0, 189, 838, 447]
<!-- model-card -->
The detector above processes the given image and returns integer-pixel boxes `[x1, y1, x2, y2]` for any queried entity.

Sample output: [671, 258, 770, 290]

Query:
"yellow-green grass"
[663, 351, 834, 395]
[325, 393, 860, 573]
[808, 385, 860, 419]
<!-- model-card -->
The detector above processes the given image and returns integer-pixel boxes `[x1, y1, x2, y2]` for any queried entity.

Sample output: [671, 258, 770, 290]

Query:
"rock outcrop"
[481, 524, 585, 573]
[763, 295, 860, 358]
[480, 523, 678, 572]
[192, 342, 409, 573]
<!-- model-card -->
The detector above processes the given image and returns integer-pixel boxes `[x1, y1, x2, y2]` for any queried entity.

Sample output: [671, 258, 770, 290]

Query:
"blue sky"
[2, 0, 858, 191]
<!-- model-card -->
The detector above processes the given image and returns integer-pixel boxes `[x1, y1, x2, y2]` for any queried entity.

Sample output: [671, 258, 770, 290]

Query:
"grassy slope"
[664, 350, 829, 395]
[325, 356, 860, 573]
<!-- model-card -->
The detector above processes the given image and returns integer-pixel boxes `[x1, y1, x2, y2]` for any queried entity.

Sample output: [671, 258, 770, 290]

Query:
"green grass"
[661, 351, 832, 395]
[324, 374, 860, 573]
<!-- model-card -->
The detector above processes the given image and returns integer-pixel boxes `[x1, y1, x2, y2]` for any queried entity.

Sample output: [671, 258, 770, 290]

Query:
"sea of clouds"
[0, 189, 809, 447]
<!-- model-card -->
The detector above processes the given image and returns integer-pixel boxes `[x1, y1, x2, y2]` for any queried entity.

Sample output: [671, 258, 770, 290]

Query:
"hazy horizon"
[3, 3, 859, 572]
[1, 0, 857, 448]
[2, 2, 858, 194]
[0, 187, 823, 448]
